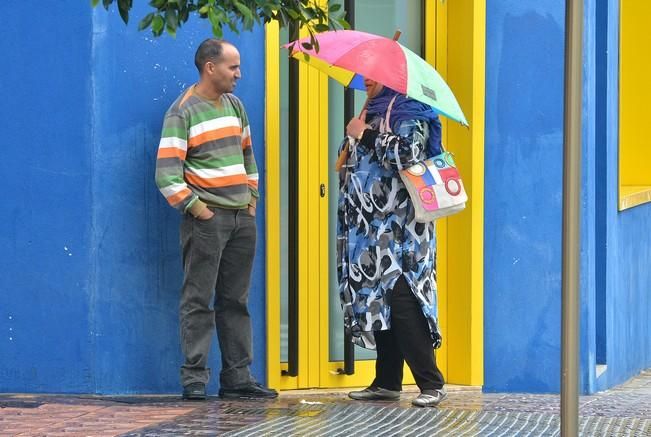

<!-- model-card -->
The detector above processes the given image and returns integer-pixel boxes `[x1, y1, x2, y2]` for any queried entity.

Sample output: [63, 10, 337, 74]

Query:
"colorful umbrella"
[284, 29, 468, 126]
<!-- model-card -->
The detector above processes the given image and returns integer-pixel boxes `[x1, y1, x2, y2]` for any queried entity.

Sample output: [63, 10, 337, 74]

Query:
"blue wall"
[595, 0, 651, 392]
[484, 1, 566, 393]
[1, 2, 95, 392]
[485, 0, 651, 394]
[0, 2, 268, 394]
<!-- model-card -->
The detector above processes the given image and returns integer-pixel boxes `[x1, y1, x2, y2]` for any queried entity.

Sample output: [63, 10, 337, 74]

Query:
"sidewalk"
[1, 369, 650, 436]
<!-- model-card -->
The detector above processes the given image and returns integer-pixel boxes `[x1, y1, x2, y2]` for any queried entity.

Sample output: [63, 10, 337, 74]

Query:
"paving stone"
[1, 369, 650, 436]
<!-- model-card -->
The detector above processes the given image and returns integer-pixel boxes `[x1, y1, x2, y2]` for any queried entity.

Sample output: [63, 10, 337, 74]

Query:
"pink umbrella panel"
[285, 30, 468, 126]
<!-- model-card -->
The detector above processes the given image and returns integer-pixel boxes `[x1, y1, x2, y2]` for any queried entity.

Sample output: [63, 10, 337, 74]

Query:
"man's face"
[364, 78, 384, 98]
[206, 44, 241, 94]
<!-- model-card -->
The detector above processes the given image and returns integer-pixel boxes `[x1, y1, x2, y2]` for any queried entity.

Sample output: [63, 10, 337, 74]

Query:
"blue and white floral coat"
[337, 111, 443, 350]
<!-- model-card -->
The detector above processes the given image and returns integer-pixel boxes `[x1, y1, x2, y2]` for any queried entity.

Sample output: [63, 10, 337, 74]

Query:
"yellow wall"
[619, 1, 651, 210]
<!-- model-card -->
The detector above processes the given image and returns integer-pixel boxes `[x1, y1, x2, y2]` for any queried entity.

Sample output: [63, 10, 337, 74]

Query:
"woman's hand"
[346, 110, 369, 140]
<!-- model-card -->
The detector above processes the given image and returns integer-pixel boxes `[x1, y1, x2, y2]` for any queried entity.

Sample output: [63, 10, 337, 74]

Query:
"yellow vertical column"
[446, 0, 485, 386]
[265, 22, 283, 390]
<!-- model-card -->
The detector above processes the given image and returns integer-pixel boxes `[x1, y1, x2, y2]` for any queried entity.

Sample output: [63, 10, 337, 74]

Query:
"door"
[266, 0, 479, 390]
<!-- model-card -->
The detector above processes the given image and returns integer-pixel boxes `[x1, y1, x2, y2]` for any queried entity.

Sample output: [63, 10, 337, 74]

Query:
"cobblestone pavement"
[1, 369, 650, 436]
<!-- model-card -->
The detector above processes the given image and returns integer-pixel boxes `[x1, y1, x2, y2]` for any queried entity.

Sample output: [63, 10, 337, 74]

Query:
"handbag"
[399, 152, 467, 222]
[385, 96, 468, 222]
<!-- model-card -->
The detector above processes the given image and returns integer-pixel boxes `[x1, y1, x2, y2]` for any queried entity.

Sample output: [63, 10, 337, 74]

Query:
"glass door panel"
[279, 26, 289, 364]
[327, 0, 424, 364]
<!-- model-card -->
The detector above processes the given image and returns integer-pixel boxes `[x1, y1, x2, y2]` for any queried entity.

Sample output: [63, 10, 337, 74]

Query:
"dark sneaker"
[348, 386, 401, 401]
[411, 388, 447, 407]
[182, 382, 207, 400]
[218, 382, 278, 399]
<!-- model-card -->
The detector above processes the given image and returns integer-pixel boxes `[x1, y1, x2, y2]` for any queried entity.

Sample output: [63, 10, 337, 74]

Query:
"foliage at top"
[91, 0, 348, 51]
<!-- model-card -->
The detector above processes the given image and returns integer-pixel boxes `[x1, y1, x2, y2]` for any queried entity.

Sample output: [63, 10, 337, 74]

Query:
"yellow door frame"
[266, 0, 485, 390]
[444, 0, 485, 386]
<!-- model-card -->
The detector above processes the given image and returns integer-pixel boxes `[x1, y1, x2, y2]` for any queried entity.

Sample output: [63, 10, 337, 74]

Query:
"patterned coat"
[336, 113, 442, 350]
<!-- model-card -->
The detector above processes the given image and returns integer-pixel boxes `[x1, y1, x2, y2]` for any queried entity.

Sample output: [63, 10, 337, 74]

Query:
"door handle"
[320, 184, 326, 198]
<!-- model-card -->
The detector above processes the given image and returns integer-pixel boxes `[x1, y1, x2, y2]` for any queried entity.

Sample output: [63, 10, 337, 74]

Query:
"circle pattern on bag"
[445, 178, 461, 196]
[419, 187, 436, 204]
[407, 162, 427, 176]
[434, 158, 446, 168]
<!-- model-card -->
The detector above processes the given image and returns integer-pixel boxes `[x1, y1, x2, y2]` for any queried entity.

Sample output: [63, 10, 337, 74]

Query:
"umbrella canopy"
[284, 29, 468, 126]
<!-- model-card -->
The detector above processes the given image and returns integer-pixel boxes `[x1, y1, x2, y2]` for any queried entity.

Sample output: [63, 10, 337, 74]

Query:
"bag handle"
[384, 95, 398, 133]
[386, 95, 447, 160]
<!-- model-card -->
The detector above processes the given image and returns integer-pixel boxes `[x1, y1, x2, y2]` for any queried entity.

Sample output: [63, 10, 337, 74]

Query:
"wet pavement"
[1, 369, 650, 436]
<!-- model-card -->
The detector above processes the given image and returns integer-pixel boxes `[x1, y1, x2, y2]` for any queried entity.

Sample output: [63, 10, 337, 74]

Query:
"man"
[155, 38, 277, 400]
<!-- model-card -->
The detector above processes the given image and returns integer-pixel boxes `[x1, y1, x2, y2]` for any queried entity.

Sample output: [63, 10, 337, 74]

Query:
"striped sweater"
[155, 87, 259, 215]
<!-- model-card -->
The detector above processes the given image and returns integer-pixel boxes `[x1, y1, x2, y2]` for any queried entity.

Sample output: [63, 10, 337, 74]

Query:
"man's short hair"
[194, 39, 229, 73]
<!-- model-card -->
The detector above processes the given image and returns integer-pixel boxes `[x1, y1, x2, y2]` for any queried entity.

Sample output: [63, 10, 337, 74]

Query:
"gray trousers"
[179, 206, 256, 388]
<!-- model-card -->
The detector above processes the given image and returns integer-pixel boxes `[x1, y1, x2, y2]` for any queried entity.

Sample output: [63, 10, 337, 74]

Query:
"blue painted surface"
[0, 2, 267, 394]
[485, 0, 651, 394]
[595, 0, 651, 392]
[484, 1, 566, 393]
[580, 0, 597, 395]
[594, 0, 609, 367]
[0, 2, 95, 392]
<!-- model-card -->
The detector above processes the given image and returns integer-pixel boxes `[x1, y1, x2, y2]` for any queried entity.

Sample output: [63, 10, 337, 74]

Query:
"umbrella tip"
[392, 30, 402, 41]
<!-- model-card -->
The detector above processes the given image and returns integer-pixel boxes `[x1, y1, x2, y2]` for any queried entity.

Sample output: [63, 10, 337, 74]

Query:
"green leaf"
[178, 6, 189, 22]
[244, 18, 253, 29]
[152, 15, 165, 35]
[301, 42, 312, 50]
[310, 32, 320, 52]
[103, 0, 112, 10]
[314, 23, 328, 33]
[165, 8, 179, 31]
[138, 12, 155, 30]
[212, 25, 224, 38]
[338, 17, 351, 30]
[198, 5, 210, 15]
[149, 0, 167, 9]
[302, 6, 315, 20]
[117, 0, 130, 23]
[329, 3, 341, 12]
[208, 8, 220, 27]
[233, 1, 254, 20]
[91, 0, 100, 7]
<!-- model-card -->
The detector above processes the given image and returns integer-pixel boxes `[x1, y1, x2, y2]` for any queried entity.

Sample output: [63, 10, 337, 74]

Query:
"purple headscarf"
[366, 86, 443, 156]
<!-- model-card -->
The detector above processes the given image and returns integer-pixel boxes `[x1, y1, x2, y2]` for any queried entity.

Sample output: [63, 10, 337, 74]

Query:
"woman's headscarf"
[366, 86, 443, 156]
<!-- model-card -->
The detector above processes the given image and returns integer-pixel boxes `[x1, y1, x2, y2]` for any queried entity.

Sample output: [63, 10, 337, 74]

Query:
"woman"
[337, 78, 446, 407]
